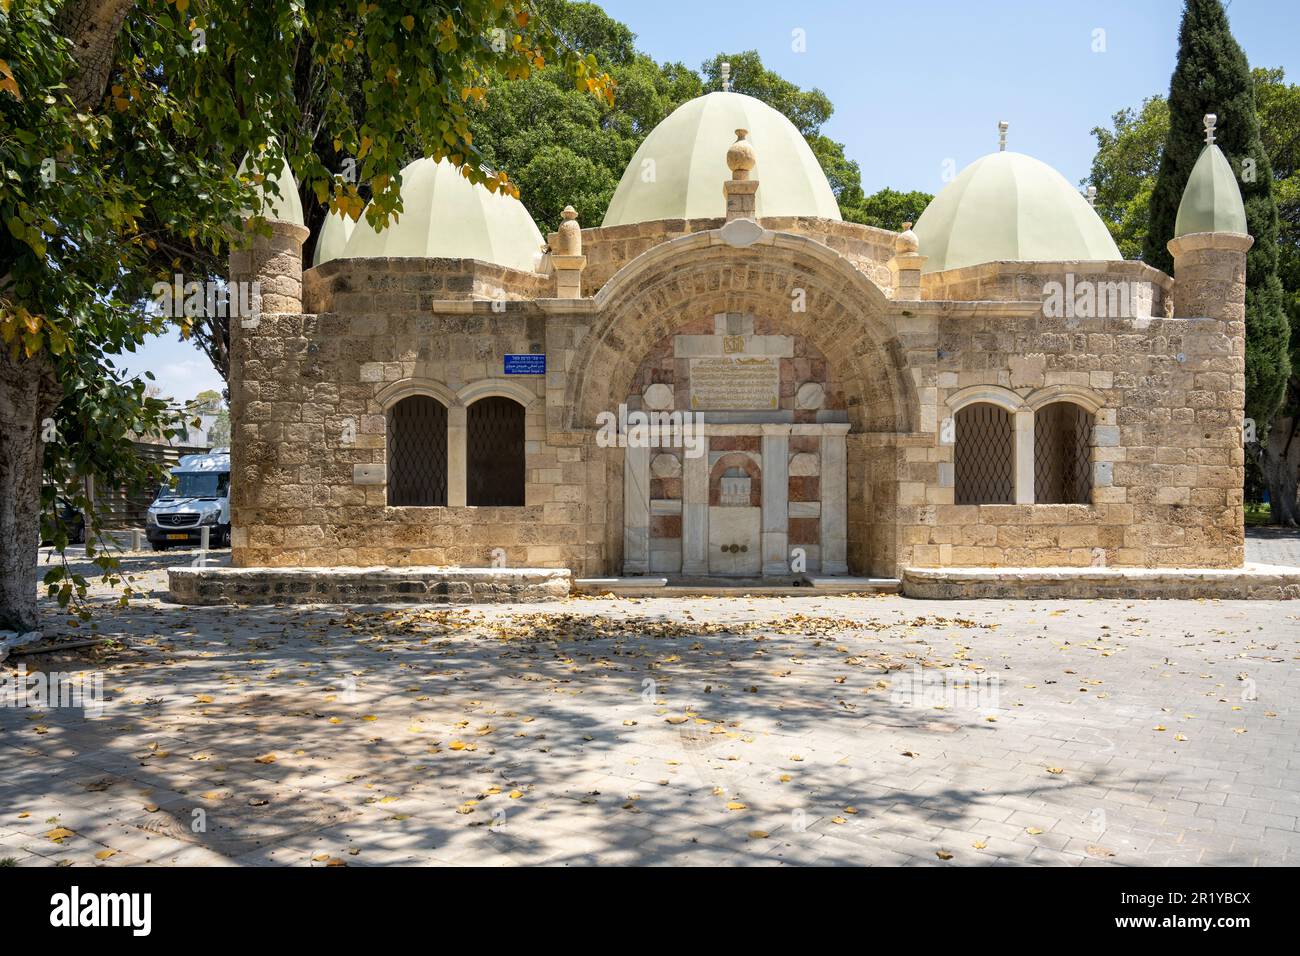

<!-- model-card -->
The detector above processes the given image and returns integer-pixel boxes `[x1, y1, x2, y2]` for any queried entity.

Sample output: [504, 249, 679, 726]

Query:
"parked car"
[145, 451, 231, 550]
[41, 498, 86, 546]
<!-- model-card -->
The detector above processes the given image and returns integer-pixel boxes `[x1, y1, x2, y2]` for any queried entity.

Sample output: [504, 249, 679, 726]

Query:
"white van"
[145, 450, 231, 550]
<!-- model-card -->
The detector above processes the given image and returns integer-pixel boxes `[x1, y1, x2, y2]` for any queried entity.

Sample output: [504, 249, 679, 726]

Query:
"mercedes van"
[145, 450, 231, 550]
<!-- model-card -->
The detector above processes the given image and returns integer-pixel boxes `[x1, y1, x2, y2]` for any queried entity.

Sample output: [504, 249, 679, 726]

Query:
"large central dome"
[602, 91, 841, 227]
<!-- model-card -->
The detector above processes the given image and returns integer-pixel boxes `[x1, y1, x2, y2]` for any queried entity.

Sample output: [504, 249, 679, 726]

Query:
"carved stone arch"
[568, 228, 916, 578]
[946, 384, 1026, 414]
[375, 377, 457, 410]
[456, 379, 539, 409]
[568, 229, 916, 436]
[1025, 384, 1106, 415]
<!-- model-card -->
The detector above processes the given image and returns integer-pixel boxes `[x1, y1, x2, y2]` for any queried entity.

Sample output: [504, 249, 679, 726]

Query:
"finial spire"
[721, 62, 731, 93]
[998, 120, 1009, 152]
[1087, 185, 1097, 208]
[1204, 113, 1217, 146]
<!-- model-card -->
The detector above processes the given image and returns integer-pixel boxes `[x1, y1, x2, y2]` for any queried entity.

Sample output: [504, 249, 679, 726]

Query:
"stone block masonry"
[167, 566, 571, 606]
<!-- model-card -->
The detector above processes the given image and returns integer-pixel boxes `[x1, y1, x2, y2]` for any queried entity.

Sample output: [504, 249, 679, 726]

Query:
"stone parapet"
[168, 566, 571, 606]
[901, 564, 1300, 600]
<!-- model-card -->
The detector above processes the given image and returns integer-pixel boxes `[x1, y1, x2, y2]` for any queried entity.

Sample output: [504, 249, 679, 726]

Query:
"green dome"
[313, 209, 356, 267]
[602, 91, 841, 227]
[236, 144, 304, 227]
[341, 158, 545, 272]
[1175, 144, 1248, 237]
[912, 150, 1120, 273]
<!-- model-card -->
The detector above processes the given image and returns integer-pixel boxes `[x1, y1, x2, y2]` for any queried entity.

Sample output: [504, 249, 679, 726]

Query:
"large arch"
[568, 229, 914, 434]
[566, 228, 917, 578]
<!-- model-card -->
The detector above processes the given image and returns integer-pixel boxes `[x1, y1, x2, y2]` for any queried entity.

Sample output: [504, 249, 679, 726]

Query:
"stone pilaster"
[761, 424, 791, 575]
[681, 437, 710, 574]
[1014, 407, 1034, 505]
[819, 424, 849, 575]
[723, 128, 759, 222]
[549, 205, 586, 298]
[447, 404, 468, 507]
[623, 444, 650, 574]
[888, 222, 927, 299]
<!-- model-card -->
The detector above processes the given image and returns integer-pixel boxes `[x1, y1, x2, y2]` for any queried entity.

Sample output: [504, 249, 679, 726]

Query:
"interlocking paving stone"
[2, 553, 1297, 866]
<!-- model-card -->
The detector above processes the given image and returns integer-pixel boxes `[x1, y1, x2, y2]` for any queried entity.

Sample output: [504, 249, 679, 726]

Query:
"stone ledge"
[168, 566, 571, 606]
[572, 576, 901, 597]
[901, 563, 1300, 600]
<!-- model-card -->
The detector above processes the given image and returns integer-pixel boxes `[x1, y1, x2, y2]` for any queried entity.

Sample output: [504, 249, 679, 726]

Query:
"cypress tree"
[1144, 0, 1290, 428]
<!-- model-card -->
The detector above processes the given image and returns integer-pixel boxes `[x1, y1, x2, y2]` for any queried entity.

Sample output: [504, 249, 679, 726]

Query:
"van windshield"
[161, 472, 229, 499]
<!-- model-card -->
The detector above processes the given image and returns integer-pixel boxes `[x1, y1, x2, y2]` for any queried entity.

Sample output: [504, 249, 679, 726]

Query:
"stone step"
[901, 563, 1300, 600]
[572, 575, 900, 597]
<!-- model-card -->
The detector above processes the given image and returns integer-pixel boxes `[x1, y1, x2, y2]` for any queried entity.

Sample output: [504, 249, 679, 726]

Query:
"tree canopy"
[1141, 0, 1290, 431]
[0, 0, 614, 629]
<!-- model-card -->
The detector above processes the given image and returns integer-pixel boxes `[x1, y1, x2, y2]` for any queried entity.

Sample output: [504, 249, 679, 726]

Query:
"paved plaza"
[2, 549, 1298, 867]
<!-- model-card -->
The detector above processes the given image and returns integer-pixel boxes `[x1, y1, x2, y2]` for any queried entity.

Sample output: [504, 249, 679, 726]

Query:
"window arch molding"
[1024, 384, 1105, 416]
[945, 384, 1026, 415]
[456, 379, 538, 409]
[376, 377, 459, 411]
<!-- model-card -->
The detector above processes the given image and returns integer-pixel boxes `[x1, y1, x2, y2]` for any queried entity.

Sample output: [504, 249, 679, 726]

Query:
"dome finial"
[1204, 113, 1217, 146]
[721, 61, 731, 93]
[895, 221, 919, 254]
[726, 129, 756, 181]
[998, 120, 1009, 152]
[1086, 185, 1097, 208]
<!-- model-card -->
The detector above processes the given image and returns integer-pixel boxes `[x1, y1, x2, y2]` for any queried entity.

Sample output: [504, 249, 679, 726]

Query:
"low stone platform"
[572, 575, 901, 597]
[902, 563, 1300, 600]
[167, 566, 571, 606]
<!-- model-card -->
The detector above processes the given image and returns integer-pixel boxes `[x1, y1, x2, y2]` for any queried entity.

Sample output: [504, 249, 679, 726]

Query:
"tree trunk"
[1262, 413, 1300, 527]
[56, 0, 136, 111]
[0, 346, 60, 631]
[0, 1, 135, 631]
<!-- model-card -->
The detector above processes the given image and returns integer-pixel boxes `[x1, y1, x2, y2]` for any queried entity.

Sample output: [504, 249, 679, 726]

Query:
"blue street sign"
[504, 354, 546, 375]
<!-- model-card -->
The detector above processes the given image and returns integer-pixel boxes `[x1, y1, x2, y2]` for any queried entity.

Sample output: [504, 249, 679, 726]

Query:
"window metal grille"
[387, 395, 447, 506]
[954, 403, 1014, 505]
[1034, 402, 1093, 504]
[467, 396, 525, 506]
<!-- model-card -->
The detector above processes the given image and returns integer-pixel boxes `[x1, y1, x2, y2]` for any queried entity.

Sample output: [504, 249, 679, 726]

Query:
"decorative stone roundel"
[788, 452, 820, 476]
[795, 382, 825, 409]
[643, 383, 674, 410]
[650, 453, 682, 478]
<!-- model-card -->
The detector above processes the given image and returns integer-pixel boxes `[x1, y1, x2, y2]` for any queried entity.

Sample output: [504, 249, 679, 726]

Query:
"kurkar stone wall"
[227, 218, 1248, 580]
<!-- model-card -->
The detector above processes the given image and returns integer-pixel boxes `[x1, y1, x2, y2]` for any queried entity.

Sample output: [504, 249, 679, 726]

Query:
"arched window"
[1034, 402, 1094, 504]
[387, 395, 448, 506]
[954, 403, 1014, 505]
[467, 396, 525, 506]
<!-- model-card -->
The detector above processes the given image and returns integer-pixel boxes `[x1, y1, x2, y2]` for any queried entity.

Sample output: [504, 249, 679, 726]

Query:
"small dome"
[236, 143, 304, 226]
[341, 158, 544, 273]
[313, 210, 356, 267]
[912, 151, 1120, 273]
[1175, 144, 1248, 237]
[602, 91, 841, 227]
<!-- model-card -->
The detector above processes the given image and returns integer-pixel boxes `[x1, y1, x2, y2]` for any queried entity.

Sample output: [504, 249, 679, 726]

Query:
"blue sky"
[120, 0, 1300, 405]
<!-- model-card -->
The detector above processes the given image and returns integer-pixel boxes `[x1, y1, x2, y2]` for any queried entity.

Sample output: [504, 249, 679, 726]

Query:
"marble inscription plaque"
[689, 356, 780, 410]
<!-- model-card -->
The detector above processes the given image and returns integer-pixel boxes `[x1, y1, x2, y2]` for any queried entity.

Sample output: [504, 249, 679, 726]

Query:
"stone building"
[211, 93, 1277, 600]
